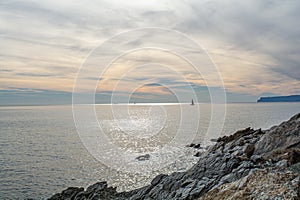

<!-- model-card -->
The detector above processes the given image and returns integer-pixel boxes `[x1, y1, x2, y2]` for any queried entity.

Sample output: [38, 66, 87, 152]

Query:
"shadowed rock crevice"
[49, 113, 300, 200]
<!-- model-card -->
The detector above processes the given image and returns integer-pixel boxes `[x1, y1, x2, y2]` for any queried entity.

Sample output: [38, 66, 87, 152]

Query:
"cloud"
[0, 0, 299, 104]
[183, 0, 300, 82]
[14, 72, 59, 77]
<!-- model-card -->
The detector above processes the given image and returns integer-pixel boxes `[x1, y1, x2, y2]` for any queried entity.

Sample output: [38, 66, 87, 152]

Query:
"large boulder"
[254, 113, 300, 155]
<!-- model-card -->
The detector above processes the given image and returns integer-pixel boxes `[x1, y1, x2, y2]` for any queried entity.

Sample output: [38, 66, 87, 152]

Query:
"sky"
[0, 0, 300, 105]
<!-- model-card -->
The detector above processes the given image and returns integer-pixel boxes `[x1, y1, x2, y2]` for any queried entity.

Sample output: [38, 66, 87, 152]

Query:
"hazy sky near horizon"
[0, 0, 300, 104]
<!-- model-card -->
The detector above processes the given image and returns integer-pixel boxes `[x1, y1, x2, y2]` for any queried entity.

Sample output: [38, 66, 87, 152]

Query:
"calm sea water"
[1, 103, 299, 199]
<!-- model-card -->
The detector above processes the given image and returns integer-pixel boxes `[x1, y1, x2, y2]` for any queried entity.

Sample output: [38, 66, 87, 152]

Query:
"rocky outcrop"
[49, 113, 300, 200]
[255, 113, 300, 155]
[199, 169, 300, 200]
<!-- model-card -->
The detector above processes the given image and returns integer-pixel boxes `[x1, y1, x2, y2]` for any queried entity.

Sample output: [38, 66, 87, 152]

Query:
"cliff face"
[49, 113, 300, 200]
[257, 95, 300, 102]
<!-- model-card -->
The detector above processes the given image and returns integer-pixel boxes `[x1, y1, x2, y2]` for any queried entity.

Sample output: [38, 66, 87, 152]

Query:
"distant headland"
[257, 95, 300, 102]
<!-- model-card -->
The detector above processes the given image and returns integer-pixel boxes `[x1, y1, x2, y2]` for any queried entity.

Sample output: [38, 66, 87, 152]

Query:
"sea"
[1, 103, 299, 199]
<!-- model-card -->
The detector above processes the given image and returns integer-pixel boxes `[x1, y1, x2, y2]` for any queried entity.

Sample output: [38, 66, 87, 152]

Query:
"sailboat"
[191, 99, 194, 106]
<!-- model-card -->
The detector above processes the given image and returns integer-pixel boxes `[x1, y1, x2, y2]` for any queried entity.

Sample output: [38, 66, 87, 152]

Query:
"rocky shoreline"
[49, 113, 300, 200]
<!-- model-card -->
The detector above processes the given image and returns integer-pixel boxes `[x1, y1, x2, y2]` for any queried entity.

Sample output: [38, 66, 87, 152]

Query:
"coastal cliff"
[257, 95, 300, 102]
[49, 113, 300, 200]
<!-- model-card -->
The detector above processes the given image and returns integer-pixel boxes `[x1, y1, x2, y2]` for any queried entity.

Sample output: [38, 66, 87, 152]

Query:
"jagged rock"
[187, 143, 195, 147]
[48, 187, 84, 200]
[186, 143, 202, 149]
[243, 144, 255, 158]
[135, 154, 150, 161]
[217, 127, 254, 143]
[86, 182, 108, 193]
[250, 154, 263, 163]
[151, 174, 167, 186]
[194, 152, 201, 157]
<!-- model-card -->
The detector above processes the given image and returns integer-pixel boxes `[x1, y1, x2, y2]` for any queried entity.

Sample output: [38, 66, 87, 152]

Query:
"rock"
[181, 179, 194, 187]
[288, 163, 300, 174]
[74, 182, 120, 200]
[186, 143, 195, 147]
[48, 187, 84, 200]
[86, 182, 108, 193]
[217, 127, 254, 143]
[236, 137, 245, 146]
[199, 170, 300, 200]
[186, 143, 202, 149]
[194, 152, 201, 157]
[250, 155, 263, 163]
[135, 154, 150, 161]
[275, 160, 288, 169]
[243, 144, 255, 158]
[264, 148, 300, 166]
[151, 174, 167, 186]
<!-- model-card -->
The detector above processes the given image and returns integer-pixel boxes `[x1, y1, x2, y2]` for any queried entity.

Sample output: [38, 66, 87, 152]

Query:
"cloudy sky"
[1, 0, 299, 105]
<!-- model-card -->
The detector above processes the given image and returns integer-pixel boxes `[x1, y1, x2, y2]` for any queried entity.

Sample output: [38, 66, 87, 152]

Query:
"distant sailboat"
[191, 99, 194, 105]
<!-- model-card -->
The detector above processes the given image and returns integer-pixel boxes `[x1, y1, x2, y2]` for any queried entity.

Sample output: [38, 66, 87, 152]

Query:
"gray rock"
[250, 155, 263, 163]
[48, 187, 84, 200]
[151, 174, 167, 186]
[194, 152, 201, 157]
[243, 144, 255, 158]
[135, 154, 150, 161]
[288, 163, 300, 174]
